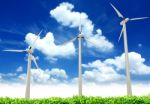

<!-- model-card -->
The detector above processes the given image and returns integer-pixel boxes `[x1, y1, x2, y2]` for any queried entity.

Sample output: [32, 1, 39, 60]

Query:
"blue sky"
[0, 0, 150, 97]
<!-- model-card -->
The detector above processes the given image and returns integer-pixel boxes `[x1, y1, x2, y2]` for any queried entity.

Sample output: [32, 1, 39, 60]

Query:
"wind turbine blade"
[60, 37, 77, 46]
[118, 26, 124, 42]
[31, 54, 39, 69]
[84, 36, 98, 48]
[30, 29, 43, 48]
[110, 3, 124, 18]
[3, 49, 26, 52]
[130, 17, 149, 21]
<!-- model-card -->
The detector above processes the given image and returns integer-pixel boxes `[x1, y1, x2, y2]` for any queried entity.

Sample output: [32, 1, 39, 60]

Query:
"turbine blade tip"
[110, 3, 113, 6]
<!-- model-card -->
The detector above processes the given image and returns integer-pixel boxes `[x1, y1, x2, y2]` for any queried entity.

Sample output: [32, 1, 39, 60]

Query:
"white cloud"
[18, 73, 26, 81]
[82, 60, 125, 83]
[82, 52, 150, 84]
[105, 52, 150, 75]
[18, 68, 68, 84]
[0, 75, 2, 79]
[85, 29, 114, 52]
[0, 73, 17, 78]
[50, 2, 114, 52]
[25, 32, 76, 59]
[30, 69, 50, 84]
[47, 68, 68, 79]
[50, 2, 93, 36]
[16, 66, 23, 72]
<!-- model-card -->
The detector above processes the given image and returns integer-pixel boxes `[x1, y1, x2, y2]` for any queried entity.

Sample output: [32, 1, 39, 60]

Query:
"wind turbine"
[110, 3, 149, 96]
[3, 30, 43, 98]
[61, 15, 84, 96]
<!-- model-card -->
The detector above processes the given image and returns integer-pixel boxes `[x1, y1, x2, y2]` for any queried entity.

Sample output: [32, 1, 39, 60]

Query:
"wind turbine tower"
[77, 16, 84, 96]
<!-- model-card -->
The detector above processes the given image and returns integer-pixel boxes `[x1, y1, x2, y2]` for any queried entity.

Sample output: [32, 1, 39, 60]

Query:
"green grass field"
[1, 96, 150, 104]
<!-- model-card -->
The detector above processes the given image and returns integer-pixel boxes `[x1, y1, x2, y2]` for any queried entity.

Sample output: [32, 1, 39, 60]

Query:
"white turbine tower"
[3, 30, 43, 98]
[110, 3, 149, 96]
[78, 15, 84, 96]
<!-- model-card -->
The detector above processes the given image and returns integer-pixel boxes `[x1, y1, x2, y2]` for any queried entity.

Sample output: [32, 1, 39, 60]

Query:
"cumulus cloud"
[83, 51, 150, 83]
[25, 32, 76, 59]
[16, 66, 23, 72]
[18, 68, 68, 84]
[50, 2, 114, 52]
[104, 52, 150, 75]
[82, 60, 125, 83]
[47, 68, 68, 79]
[50, 2, 93, 36]
[0, 73, 18, 83]
[16, 52, 150, 85]
[85, 29, 114, 52]
[0, 75, 2, 80]
[0, 73, 17, 79]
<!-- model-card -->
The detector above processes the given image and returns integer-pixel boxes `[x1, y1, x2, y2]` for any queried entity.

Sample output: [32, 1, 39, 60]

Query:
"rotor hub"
[120, 18, 129, 25]
[77, 34, 84, 39]
[27, 49, 33, 53]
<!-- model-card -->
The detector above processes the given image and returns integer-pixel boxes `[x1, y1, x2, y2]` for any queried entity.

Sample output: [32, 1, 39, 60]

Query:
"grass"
[0, 96, 150, 104]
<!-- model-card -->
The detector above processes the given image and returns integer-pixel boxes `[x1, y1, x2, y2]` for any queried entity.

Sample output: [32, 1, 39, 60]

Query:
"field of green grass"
[1, 96, 150, 104]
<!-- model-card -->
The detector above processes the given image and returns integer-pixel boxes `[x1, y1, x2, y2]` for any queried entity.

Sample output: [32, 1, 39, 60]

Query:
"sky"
[0, 0, 150, 98]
